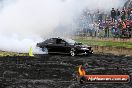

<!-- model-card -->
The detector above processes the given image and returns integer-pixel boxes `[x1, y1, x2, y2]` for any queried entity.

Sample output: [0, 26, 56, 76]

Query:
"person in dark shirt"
[104, 21, 110, 38]
[111, 8, 116, 22]
[117, 19, 123, 36]
[121, 8, 126, 21]
[127, 8, 131, 20]
[116, 9, 120, 20]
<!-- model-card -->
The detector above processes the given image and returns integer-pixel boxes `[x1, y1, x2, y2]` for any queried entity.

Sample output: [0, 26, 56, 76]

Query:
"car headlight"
[81, 48, 89, 50]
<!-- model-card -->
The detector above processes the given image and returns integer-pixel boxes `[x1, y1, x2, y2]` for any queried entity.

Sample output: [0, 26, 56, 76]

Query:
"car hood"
[75, 44, 91, 48]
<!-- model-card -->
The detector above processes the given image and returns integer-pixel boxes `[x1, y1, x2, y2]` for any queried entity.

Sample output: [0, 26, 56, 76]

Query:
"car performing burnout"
[36, 37, 93, 56]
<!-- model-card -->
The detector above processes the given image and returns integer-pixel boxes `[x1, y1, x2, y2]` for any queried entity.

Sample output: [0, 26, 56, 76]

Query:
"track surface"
[0, 54, 132, 88]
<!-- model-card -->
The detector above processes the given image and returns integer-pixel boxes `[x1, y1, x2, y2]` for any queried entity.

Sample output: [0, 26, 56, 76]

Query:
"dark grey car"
[36, 37, 93, 56]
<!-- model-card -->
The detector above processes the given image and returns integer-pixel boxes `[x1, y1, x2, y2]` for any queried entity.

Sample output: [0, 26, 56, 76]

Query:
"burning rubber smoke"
[0, 0, 126, 53]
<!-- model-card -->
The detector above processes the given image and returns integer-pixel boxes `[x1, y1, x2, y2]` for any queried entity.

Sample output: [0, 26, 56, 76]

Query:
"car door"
[46, 38, 56, 53]
[55, 39, 68, 53]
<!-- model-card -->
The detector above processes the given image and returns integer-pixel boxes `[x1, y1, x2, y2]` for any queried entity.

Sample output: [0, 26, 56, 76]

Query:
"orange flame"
[78, 65, 86, 76]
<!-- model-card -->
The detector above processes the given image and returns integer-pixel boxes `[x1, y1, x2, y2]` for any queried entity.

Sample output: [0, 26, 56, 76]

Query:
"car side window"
[60, 40, 66, 44]
[44, 38, 55, 44]
[56, 39, 66, 44]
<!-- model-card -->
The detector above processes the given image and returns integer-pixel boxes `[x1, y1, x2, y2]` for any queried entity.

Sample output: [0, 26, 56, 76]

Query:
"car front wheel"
[70, 48, 76, 56]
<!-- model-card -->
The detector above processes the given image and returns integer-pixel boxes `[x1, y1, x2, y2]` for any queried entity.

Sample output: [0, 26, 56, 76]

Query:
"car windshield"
[64, 38, 82, 45]
[64, 38, 76, 45]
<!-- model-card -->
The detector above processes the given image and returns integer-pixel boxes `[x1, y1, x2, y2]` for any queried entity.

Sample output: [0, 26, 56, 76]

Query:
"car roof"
[51, 37, 63, 40]
[48, 37, 75, 42]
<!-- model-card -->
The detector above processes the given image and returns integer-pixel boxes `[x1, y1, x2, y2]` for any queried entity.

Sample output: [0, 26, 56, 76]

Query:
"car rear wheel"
[70, 48, 76, 56]
[42, 47, 48, 54]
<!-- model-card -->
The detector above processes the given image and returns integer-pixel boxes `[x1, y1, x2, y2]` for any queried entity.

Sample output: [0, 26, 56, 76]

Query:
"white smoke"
[0, 0, 127, 53]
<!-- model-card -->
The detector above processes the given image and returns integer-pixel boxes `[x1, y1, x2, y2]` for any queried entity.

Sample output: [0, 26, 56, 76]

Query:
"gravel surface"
[0, 54, 132, 88]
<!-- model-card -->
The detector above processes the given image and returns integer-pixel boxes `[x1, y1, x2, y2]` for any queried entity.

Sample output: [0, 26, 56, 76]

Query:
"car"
[36, 37, 93, 56]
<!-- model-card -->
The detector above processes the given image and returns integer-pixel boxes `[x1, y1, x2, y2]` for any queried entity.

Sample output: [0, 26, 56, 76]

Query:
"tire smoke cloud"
[0, 0, 127, 53]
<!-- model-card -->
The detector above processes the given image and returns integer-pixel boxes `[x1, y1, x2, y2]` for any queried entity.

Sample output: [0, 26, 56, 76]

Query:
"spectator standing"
[98, 20, 103, 30]
[98, 13, 103, 22]
[117, 19, 123, 37]
[130, 8, 132, 20]
[125, 19, 130, 26]
[116, 9, 120, 20]
[127, 8, 131, 20]
[130, 21, 132, 38]
[121, 8, 126, 21]
[111, 26, 116, 36]
[122, 22, 127, 37]
[111, 8, 116, 22]
[125, 19, 132, 38]
[104, 21, 110, 37]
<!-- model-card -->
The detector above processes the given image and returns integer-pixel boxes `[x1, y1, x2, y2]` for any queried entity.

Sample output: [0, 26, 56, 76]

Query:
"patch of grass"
[75, 38, 132, 48]
[0, 51, 28, 56]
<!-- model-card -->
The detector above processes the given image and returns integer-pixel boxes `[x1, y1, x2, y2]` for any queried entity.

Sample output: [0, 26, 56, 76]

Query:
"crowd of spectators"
[98, 7, 132, 38]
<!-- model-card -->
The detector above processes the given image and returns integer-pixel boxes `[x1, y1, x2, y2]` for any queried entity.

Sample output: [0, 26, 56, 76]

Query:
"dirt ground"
[0, 54, 132, 88]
